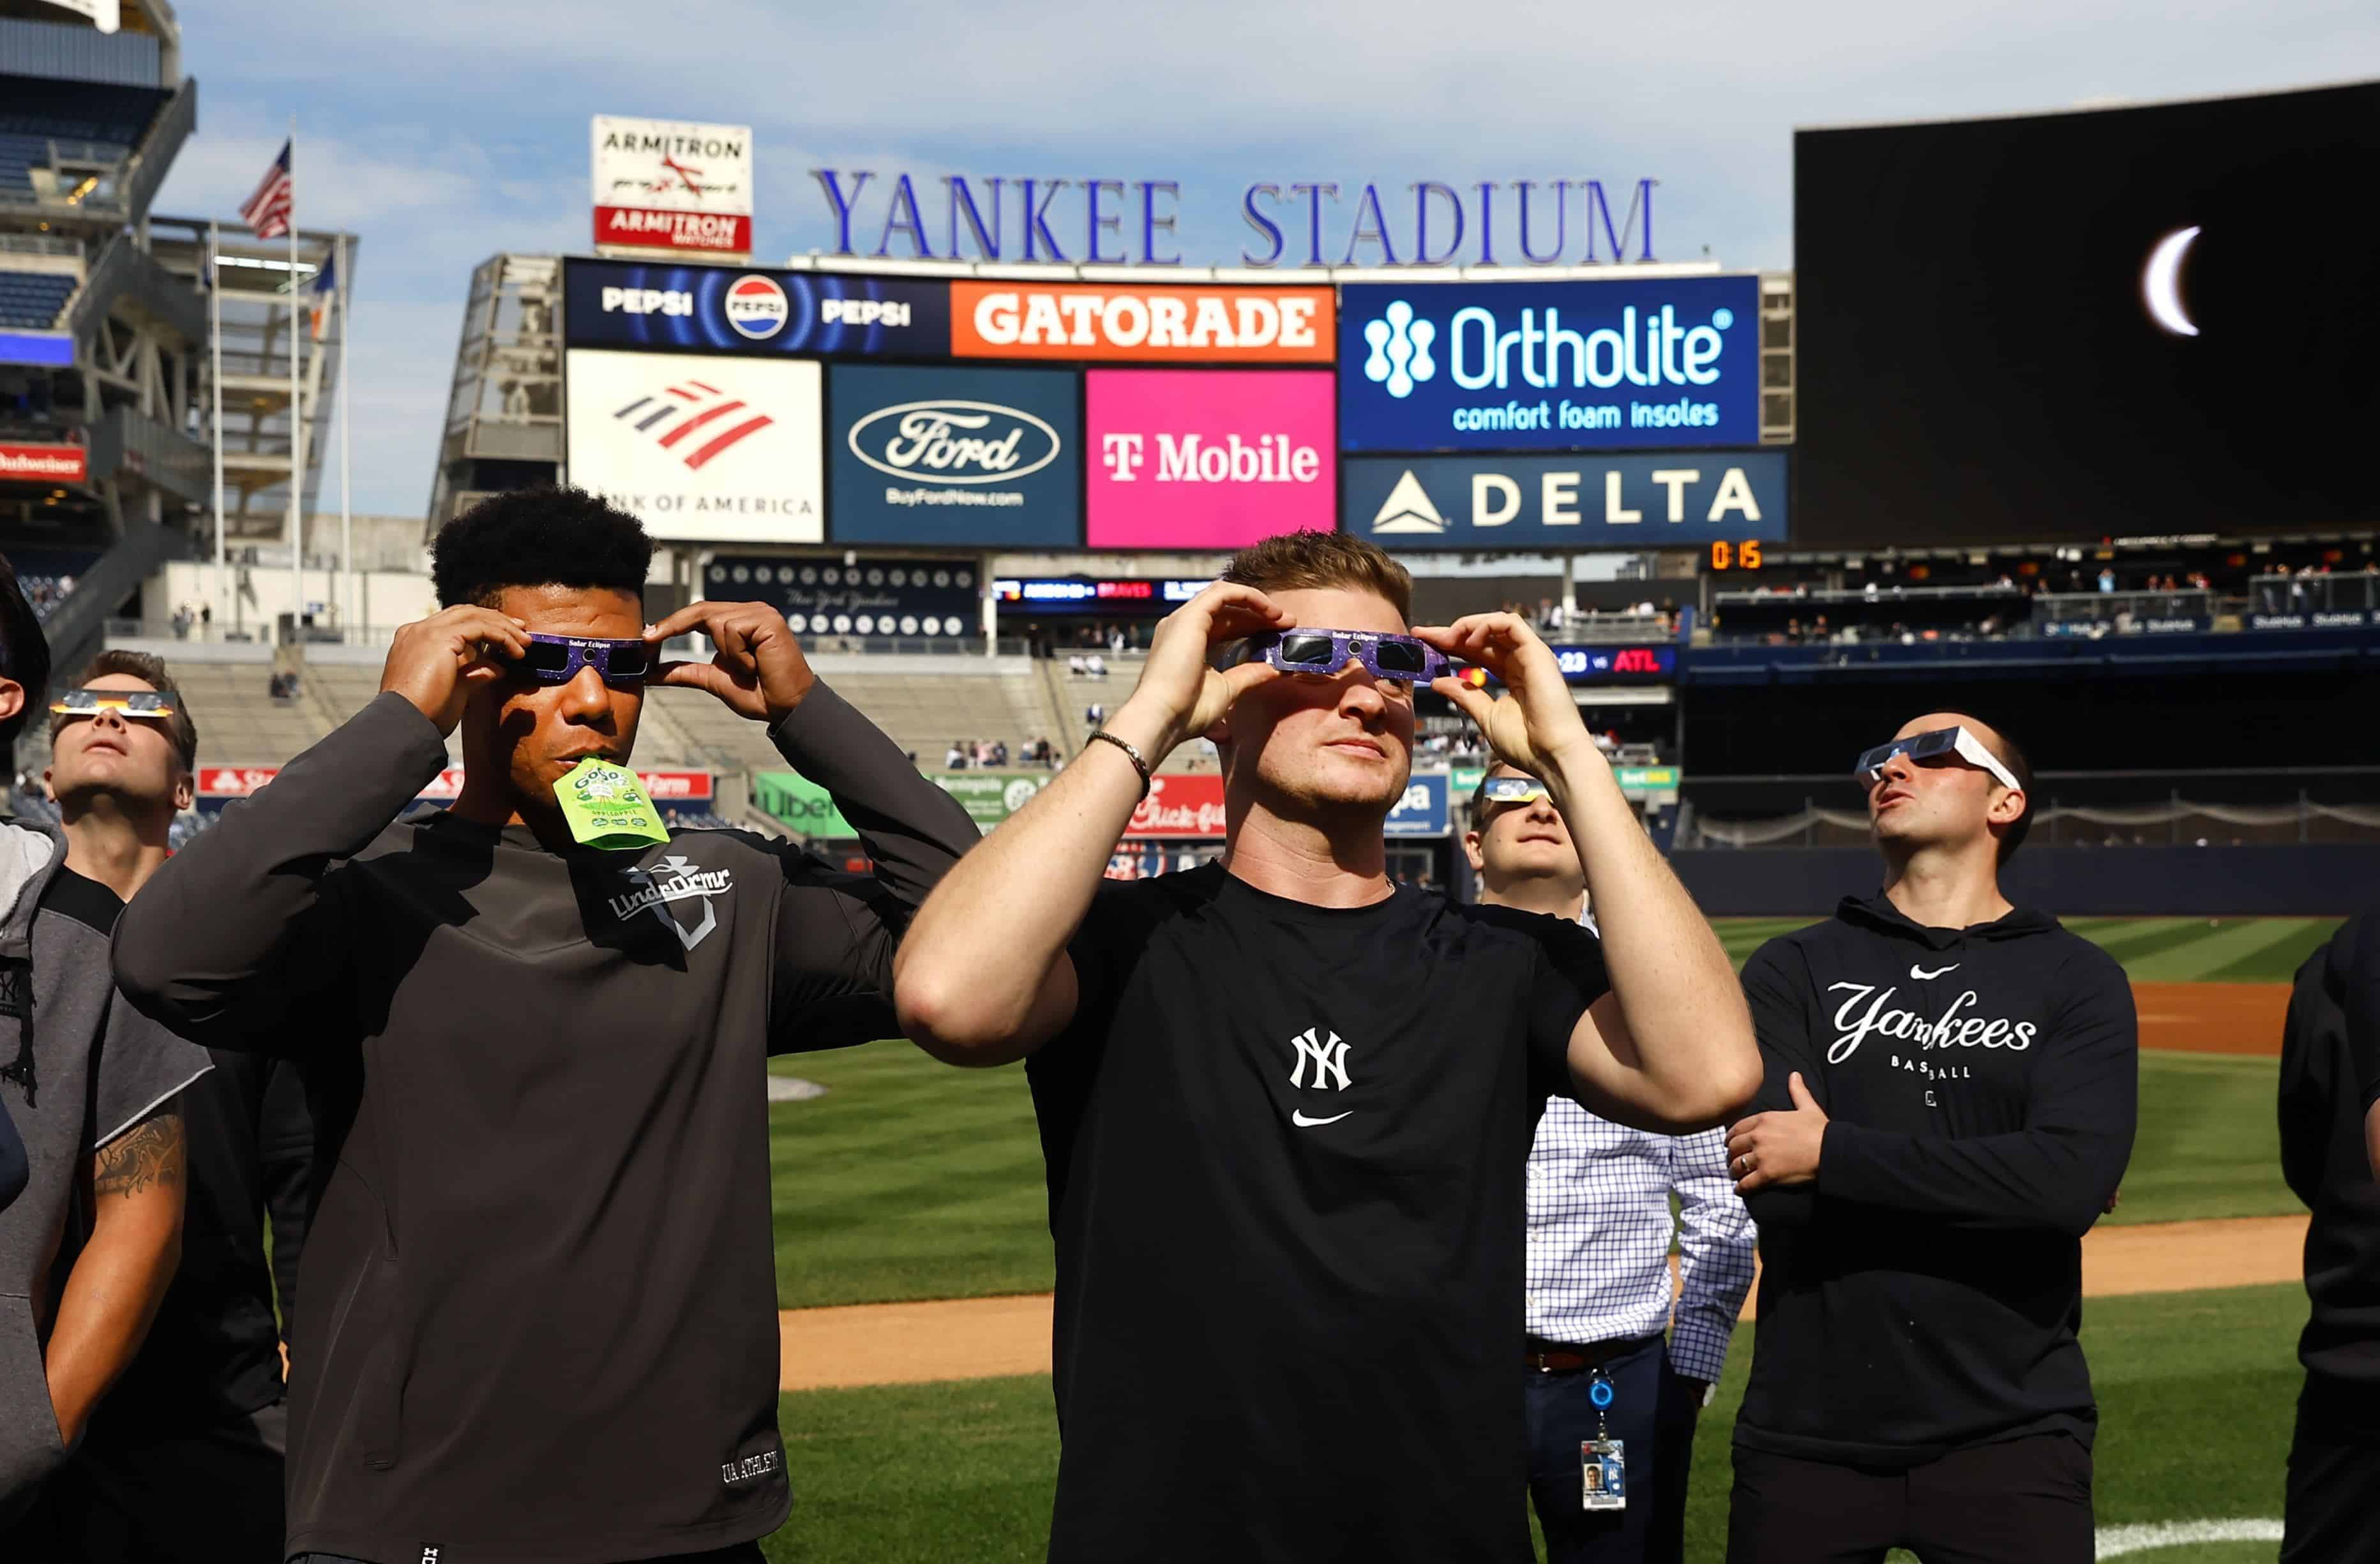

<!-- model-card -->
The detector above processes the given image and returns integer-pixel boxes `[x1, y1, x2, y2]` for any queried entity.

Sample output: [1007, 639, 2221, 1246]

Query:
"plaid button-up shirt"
[1525, 1097, 1757, 1385]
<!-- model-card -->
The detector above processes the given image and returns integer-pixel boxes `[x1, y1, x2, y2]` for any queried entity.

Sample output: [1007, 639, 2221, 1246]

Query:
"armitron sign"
[592, 116, 754, 259]
[950, 282, 1334, 363]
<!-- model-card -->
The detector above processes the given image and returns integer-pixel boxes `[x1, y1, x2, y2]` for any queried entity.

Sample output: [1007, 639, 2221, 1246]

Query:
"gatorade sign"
[951, 282, 1334, 363]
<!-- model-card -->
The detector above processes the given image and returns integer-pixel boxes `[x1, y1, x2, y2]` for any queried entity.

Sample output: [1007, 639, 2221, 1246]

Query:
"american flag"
[240, 141, 292, 241]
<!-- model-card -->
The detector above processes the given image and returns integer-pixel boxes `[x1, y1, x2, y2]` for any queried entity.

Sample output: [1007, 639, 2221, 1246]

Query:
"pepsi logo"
[725, 274, 790, 340]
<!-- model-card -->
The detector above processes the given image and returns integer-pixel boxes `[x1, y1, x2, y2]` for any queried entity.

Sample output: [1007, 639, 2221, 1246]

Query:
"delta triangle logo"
[1369, 469, 1447, 534]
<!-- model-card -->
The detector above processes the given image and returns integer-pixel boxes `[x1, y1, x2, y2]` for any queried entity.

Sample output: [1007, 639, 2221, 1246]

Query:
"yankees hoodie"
[111, 689, 979, 1564]
[1733, 894, 2137, 1466]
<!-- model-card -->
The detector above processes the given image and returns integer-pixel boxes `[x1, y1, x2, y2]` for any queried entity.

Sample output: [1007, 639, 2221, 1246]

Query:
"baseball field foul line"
[2093, 1517, 2285, 1557]
[776, 1213, 2309, 1392]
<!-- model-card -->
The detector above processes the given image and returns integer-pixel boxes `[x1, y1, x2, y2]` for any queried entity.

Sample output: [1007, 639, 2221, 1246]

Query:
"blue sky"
[149, 0, 2380, 516]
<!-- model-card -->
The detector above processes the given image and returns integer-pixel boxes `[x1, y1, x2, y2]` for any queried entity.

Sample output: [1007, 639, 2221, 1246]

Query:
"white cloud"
[147, 0, 2380, 512]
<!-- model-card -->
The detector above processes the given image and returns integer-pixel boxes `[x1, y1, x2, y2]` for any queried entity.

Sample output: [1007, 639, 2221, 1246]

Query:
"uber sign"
[1343, 453, 1786, 550]
[563, 257, 950, 357]
[1338, 275, 1759, 452]
[828, 364, 1081, 545]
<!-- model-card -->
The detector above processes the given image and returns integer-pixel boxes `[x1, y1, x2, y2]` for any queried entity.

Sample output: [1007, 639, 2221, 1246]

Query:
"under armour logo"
[1361, 300, 1436, 399]
[1100, 432, 1144, 479]
[1289, 1026, 1352, 1092]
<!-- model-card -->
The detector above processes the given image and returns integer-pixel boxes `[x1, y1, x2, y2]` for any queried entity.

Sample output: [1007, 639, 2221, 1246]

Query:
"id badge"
[1581, 1438, 1626, 1512]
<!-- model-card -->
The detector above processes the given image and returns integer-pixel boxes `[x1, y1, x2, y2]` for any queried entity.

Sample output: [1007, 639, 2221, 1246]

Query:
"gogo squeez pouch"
[555, 757, 672, 850]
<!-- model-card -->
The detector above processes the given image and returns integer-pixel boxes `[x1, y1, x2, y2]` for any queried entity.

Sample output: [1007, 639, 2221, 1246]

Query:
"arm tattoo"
[93, 1113, 185, 1199]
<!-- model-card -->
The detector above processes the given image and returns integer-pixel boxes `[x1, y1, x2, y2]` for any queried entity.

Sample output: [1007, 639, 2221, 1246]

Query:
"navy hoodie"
[1733, 894, 2137, 1466]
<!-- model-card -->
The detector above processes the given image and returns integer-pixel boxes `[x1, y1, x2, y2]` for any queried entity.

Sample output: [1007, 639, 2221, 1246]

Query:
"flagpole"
[209, 220, 226, 640]
[337, 232, 352, 638]
[286, 119, 303, 644]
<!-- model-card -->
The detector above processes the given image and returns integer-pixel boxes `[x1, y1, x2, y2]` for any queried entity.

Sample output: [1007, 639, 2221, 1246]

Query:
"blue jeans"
[1525, 1334, 1671, 1564]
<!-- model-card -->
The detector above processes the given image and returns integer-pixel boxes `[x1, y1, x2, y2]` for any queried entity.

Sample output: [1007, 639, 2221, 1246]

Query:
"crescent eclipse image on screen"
[1793, 80, 2380, 546]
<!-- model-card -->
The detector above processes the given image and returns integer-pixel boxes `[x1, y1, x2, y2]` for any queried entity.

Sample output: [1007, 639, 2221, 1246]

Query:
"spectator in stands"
[2276, 917, 2380, 1562]
[1085, 699, 1106, 728]
[991, 740, 1009, 768]
[31, 650, 313, 1564]
[1086, 652, 1108, 681]
[0, 564, 211, 1545]
[894, 534, 1755, 1562]
[946, 741, 968, 770]
[1725, 715, 2135, 1564]
[112, 485, 981, 1564]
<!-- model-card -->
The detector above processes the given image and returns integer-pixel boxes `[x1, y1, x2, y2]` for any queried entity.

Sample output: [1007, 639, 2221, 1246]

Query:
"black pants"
[0, 1400, 287, 1564]
[2282, 1393, 2380, 1563]
[1726, 1434, 2093, 1564]
[1525, 1337, 1708, 1564]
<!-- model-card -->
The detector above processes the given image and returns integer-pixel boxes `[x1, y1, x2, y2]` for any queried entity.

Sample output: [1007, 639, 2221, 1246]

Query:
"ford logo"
[848, 401, 1060, 486]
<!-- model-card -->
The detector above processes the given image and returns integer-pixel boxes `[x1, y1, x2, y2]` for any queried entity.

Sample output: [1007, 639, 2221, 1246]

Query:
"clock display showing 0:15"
[1708, 540, 1765, 571]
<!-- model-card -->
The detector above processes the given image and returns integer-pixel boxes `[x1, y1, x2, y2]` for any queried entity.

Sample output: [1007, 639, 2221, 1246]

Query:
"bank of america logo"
[1369, 469, 1447, 534]
[611, 379, 774, 470]
[1361, 300, 1437, 399]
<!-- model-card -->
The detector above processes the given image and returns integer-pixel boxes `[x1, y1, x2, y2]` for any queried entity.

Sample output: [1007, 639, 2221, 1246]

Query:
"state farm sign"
[0, 443, 87, 483]
[1125, 773, 1226, 838]
[951, 282, 1332, 363]
[1085, 369, 1335, 549]
[592, 116, 754, 259]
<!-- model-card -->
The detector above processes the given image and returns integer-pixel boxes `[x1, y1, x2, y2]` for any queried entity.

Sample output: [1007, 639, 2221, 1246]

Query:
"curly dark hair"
[432, 486, 654, 609]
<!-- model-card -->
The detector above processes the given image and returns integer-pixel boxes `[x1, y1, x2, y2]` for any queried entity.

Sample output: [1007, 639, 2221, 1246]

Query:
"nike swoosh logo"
[1290, 1109, 1353, 1128]
[1910, 962, 1961, 981]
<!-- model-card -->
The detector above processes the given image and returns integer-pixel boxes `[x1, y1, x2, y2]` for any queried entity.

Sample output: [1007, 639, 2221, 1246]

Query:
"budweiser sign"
[0, 443, 87, 483]
[1124, 774, 1226, 839]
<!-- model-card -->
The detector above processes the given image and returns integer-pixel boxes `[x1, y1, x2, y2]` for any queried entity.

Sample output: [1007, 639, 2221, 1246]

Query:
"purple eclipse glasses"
[517, 633, 652, 688]
[1217, 629, 1452, 688]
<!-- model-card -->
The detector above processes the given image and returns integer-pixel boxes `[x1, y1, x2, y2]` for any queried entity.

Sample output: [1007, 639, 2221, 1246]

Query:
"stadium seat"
[0, 270, 75, 329]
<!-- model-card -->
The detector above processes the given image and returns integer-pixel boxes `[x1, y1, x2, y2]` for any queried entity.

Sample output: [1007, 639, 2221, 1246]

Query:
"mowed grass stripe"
[769, 1049, 1051, 1309]
[2121, 917, 2333, 984]
[2108, 1053, 2291, 1226]
[760, 1283, 2305, 1564]
[2201, 918, 2340, 984]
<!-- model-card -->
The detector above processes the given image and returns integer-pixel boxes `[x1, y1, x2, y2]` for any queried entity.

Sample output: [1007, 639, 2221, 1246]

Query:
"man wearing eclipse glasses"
[895, 529, 1758, 1563]
[0, 614, 211, 1545]
[1722, 713, 2137, 1564]
[112, 486, 978, 1564]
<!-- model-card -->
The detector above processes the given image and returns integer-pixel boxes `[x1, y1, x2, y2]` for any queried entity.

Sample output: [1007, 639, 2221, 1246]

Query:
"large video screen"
[564, 349, 822, 543]
[1794, 82, 2380, 546]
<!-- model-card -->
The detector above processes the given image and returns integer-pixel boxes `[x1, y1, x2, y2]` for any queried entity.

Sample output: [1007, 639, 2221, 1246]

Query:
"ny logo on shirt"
[1289, 1027, 1352, 1092]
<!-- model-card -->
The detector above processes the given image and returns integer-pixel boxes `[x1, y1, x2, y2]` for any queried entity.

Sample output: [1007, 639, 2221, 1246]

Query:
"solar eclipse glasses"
[1216, 629, 1452, 689]
[1853, 726, 2021, 792]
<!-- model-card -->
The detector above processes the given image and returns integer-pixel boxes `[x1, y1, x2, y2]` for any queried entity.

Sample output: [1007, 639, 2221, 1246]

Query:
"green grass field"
[769, 915, 2332, 1305]
[1712, 914, 2342, 985]
[757, 1283, 2304, 1563]
[757, 915, 2335, 1560]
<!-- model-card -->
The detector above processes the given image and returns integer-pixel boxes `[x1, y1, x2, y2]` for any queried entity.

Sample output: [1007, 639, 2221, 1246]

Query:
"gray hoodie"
[0, 819, 211, 1517]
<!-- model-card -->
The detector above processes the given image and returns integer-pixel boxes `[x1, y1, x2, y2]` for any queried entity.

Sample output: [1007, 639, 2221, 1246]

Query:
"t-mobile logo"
[1101, 432, 1145, 480]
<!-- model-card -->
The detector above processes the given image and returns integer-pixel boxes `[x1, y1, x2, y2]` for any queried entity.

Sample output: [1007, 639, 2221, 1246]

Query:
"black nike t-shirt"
[1025, 864, 1610, 1564]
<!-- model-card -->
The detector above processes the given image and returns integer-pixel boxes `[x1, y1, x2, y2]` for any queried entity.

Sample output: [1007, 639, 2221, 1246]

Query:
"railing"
[2031, 588, 2215, 631]
[0, 233, 82, 260]
[86, 402, 211, 504]
[1556, 610, 1676, 643]
[118, 78, 197, 228]
[2248, 573, 2380, 617]
[68, 230, 205, 345]
[1714, 582, 2028, 606]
